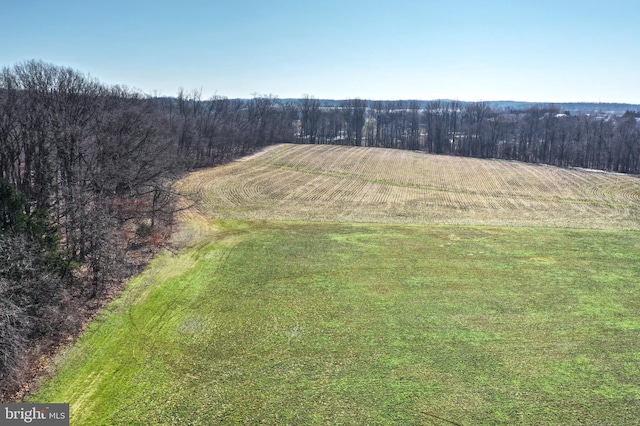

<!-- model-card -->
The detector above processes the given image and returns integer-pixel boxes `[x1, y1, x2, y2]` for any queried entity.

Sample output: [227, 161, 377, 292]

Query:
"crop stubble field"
[33, 144, 640, 424]
[178, 144, 640, 230]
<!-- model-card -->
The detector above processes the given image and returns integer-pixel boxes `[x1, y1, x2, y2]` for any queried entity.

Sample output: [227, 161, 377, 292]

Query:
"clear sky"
[2, 0, 639, 103]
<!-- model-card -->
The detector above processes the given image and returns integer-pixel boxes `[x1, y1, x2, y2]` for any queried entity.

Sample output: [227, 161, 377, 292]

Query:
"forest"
[1, 60, 639, 399]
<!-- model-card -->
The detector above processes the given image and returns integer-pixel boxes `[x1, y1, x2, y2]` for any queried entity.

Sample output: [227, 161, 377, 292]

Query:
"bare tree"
[342, 98, 367, 146]
[299, 94, 321, 144]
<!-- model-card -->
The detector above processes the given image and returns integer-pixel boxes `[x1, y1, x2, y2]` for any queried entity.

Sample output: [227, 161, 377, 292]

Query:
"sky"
[1, 0, 639, 103]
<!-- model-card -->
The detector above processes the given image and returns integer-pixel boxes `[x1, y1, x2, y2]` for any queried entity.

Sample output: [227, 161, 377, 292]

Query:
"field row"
[177, 144, 640, 230]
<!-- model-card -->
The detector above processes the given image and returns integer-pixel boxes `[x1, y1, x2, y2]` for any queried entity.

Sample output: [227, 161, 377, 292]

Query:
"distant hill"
[280, 99, 640, 114]
[486, 101, 640, 114]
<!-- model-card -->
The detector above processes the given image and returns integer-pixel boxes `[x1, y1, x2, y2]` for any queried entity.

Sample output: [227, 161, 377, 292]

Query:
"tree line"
[2, 61, 639, 399]
[298, 97, 640, 174]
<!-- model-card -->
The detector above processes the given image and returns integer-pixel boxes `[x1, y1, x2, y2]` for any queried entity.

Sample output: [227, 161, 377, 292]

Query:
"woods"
[297, 99, 640, 174]
[0, 61, 295, 398]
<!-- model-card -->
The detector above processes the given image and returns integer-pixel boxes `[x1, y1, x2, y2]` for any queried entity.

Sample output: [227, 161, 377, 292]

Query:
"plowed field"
[178, 144, 640, 229]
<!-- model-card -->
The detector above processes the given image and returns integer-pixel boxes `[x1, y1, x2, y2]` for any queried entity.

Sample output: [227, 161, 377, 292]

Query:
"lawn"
[32, 220, 640, 425]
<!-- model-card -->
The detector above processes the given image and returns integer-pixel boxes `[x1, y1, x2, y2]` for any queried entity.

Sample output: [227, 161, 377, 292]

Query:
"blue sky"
[2, 0, 639, 102]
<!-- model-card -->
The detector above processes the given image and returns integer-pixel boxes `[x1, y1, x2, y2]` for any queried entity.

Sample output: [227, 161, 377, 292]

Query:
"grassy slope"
[33, 220, 640, 425]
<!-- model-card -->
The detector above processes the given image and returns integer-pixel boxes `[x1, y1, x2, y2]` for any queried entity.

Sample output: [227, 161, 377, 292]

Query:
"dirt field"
[177, 144, 640, 230]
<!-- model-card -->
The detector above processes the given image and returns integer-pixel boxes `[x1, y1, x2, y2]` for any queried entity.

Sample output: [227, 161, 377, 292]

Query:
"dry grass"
[177, 144, 640, 230]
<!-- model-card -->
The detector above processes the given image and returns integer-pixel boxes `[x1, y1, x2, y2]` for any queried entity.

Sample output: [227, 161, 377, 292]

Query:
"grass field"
[32, 145, 640, 424]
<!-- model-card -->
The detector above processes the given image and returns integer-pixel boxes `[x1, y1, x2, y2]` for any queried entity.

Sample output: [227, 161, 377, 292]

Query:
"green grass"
[32, 221, 640, 425]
